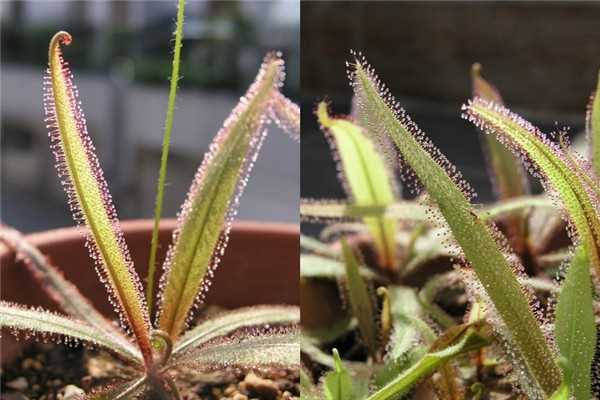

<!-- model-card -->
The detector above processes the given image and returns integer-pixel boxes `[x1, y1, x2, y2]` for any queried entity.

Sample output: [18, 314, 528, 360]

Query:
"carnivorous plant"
[0, 2, 300, 397]
[301, 54, 599, 399]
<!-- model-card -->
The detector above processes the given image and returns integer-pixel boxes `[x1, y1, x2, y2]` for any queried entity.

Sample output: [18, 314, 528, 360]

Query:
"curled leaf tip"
[49, 31, 72, 61]
[51, 31, 72, 46]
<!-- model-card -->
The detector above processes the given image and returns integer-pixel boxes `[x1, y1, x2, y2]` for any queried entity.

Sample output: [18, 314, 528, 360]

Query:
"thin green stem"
[146, 0, 186, 315]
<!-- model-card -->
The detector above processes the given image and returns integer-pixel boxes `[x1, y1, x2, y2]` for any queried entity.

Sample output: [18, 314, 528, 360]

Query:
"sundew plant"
[0, 2, 300, 398]
[300, 53, 600, 399]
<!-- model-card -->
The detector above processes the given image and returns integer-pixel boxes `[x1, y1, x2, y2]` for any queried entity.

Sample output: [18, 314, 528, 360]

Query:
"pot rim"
[0, 219, 299, 256]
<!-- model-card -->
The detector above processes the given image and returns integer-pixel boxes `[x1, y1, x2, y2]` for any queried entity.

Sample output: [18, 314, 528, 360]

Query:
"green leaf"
[341, 239, 379, 356]
[383, 287, 437, 381]
[323, 349, 353, 400]
[84, 376, 147, 400]
[146, 0, 186, 315]
[351, 55, 561, 395]
[0, 227, 131, 348]
[271, 91, 301, 140]
[471, 64, 529, 255]
[548, 359, 572, 400]
[555, 246, 596, 400]
[301, 199, 427, 222]
[157, 54, 290, 339]
[301, 196, 553, 222]
[46, 31, 152, 364]
[172, 305, 299, 357]
[465, 98, 600, 275]
[367, 325, 492, 400]
[300, 254, 378, 280]
[589, 70, 600, 176]
[171, 327, 300, 370]
[319, 102, 398, 270]
[0, 301, 142, 363]
[471, 63, 529, 200]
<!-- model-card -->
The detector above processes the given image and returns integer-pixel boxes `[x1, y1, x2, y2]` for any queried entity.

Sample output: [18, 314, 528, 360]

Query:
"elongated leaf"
[555, 246, 596, 400]
[172, 305, 299, 357]
[351, 55, 562, 395]
[367, 325, 492, 400]
[464, 99, 600, 274]
[83, 376, 147, 400]
[301, 198, 426, 222]
[472, 64, 529, 255]
[301, 196, 552, 222]
[0, 301, 142, 363]
[0, 227, 133, 350]
[300, 254, 378, 280]
[319, 103, 398, 270]
[171, 327, 300, 369]
[44, 31, 152, 364]
[271, 91, 300, 141]
[589, 71, 600, 176]
[341, 239, 379, 356]
[157, 54, 289, 339]
[323, 349, 353, 400]
[471, 63, 529, 200]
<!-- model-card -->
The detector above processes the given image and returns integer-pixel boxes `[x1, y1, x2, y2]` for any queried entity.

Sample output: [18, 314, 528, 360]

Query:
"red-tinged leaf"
[157, 53, 291, 339]
[44, 31, 152, 365]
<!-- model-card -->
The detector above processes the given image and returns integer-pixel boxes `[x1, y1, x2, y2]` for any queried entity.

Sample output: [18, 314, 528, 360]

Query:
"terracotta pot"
[1, 219, 299, 364]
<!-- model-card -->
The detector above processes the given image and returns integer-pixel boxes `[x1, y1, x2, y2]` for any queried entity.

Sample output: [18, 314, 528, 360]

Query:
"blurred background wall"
[301, 2, 600, 211]
[1, 0, 299, 232]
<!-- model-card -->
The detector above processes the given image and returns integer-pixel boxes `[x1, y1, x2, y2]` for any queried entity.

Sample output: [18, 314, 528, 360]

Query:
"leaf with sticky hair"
[589, 71, 600, 176]
[351, 54, 561, 396]
[0, 226, 132, 350]
[172, 305, 299, 358]
[318, 103, 398, 271]
[170, 327, 300, 370]
[465, 99, 599, 400]
[0, 301, 142, 363]
[45, 31, 153, 365]
[156, 53, 292, 340]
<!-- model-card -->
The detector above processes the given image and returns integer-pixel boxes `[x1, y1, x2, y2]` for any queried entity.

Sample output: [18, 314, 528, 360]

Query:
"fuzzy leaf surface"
[271, 91, 300, 140]
[82, 376, 146, 400]
[0, 227, 129, 346]
[45, 31, 151, 363]
[352, 56, 561, 395]
[319, 103, 397, 270]
[172, 305, 299, 357]
[590, 71, 600, 176]
[158, 54, 286, 339]
[171, 327, 300, 370]
[465, 99, 600, 274]
[0, 302, 142, 363]
[555, 246, 596, 400]
[341, 239, 379, 356]
[301, 196, 552, 222]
